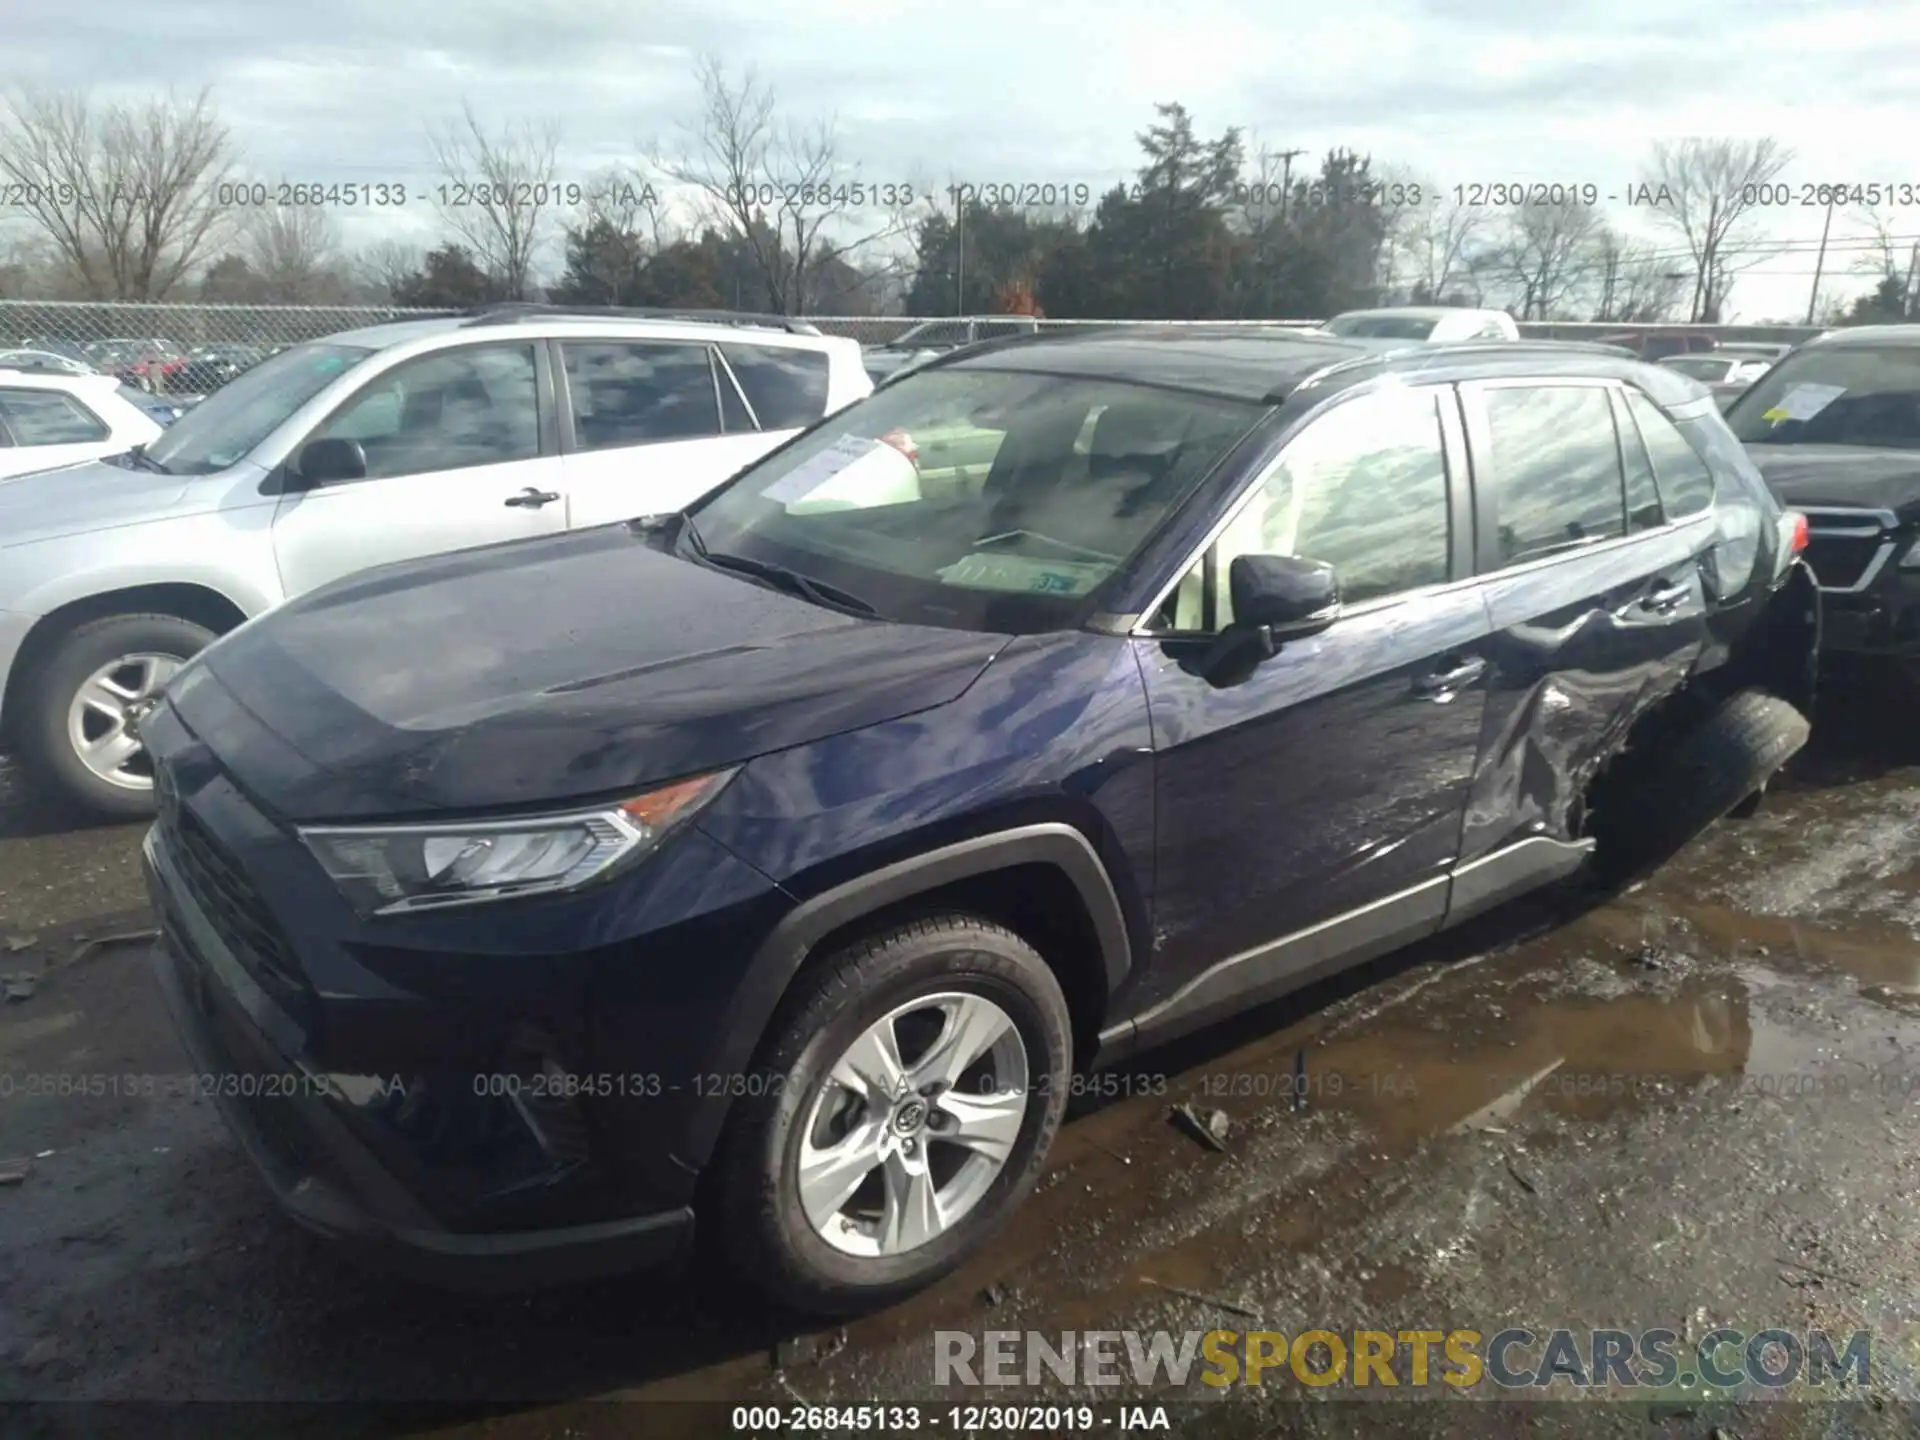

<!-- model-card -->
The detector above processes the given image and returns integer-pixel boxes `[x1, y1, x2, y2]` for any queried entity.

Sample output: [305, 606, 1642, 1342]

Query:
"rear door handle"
[1412, 656, 1487, 697]
[505, 487, 562, 509]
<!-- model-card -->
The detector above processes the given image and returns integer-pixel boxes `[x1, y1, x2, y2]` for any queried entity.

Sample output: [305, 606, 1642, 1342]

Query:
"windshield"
[142, 342, 375, 474]
[1662, 356, 1733, 381]
[1324, 314, 1440, 340]
[890, 321, 971, 348]
[690, 367, 1264, 633]
[1725, 345, 1920, 449]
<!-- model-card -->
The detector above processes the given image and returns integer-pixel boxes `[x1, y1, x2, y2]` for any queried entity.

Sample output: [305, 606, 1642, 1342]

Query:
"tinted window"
[1625, 388, 1715, 518]
[1325, 314, 1439, 340]
[144, 342, 375, 475]
[1483, 386, 1625, 566]
[1662, 356, 1732, 381]
[692, 368, 1261, 635]
[1725, 344, 1920, 449]
[722, 344, 831, 430]
[0, 389, 110, 444]
[1156, 390, 1451, 630]
[562, 342, 718, 448]
[1616, 393, 1663, 532]
[310, 344, 539, 480]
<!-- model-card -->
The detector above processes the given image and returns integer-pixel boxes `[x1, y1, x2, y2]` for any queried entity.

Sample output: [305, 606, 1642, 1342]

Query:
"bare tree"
[1640, 137, 1792, 321]
[241, 204, 347, 303]
[1390, 184, 1489, 304]
[351, 238, 423, 303]
[654, 57, 921, 314]
[1587, 227, 1686, 322]
[0, 86, 238, 299]
[1479, 200, 1604, 319]
[427, 100, 562, 300]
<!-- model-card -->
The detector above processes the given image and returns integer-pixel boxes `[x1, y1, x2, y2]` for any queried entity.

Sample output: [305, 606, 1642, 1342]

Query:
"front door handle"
[1412, 656, 1487, 698]
[1638, 581, 1687, 614]
[505, 487, 562, 509]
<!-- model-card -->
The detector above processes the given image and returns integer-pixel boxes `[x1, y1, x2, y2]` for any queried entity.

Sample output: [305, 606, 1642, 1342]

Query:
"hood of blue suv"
[165, 523, 1009, 821]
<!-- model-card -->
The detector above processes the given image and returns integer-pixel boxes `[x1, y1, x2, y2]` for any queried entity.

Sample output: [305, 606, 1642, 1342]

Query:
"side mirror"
[1230, 553, 1341, 635]
[296, 436, 367, 486]
[1196, 554, 1341, 687]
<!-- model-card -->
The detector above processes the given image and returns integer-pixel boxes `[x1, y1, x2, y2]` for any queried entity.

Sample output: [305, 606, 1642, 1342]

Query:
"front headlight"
[299, 769, 735, 916]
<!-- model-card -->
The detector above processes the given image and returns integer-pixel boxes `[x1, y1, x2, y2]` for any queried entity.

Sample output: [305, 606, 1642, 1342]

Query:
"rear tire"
[1590, 687, 1810, 879]
[15, 613, 215, 820]
[716, 914, 1072, 1315]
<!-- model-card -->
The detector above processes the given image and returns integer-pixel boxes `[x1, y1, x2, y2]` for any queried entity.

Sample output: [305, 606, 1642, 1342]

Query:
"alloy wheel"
[797, 991, 1030, 1258]
[64, 652, 180, 791]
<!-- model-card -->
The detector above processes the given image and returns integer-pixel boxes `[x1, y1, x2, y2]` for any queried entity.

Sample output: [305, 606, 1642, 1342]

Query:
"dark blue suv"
[142, 326, 1819, 1314]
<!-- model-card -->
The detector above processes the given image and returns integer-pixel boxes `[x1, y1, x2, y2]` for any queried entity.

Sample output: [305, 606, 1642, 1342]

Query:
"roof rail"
[458, 303, 822, 335]
[1271, 338, 1644, 402]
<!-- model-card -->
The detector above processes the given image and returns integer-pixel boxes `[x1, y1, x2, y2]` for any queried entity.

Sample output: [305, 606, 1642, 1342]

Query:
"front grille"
[158, 785, 308, 1002]
[1802, 509, 1896, 592]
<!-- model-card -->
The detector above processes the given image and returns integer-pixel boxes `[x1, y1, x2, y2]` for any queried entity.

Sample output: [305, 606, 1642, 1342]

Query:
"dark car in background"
[167, 344, 271, 404]
[143, 327, 1815, 1316]
[1597, 329, 1720, 363]
[1726, 324, 1920, 669]
[862, 316, 1043, 383]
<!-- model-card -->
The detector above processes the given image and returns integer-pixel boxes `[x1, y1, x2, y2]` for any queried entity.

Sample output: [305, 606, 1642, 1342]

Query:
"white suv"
[0, 370, 165, 479]
[0, 306, 871, 816]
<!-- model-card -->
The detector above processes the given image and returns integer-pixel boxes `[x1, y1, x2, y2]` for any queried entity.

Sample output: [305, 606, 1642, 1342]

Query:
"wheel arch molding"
[674, 822, 1132, 1173]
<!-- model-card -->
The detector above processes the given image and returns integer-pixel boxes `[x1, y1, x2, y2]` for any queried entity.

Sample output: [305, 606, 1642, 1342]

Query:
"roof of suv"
[933, 325, 1703, 408]
[1806, 324, 1920, 347]
[320, 307, 844, 352]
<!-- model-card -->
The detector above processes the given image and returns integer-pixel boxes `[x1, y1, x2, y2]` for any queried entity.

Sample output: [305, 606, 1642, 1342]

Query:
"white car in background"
[1320, 306, 1520, 342]
[0, 370, 164, 480]
[0, 306, 871, 816]
[1658, 351, 1775, 409]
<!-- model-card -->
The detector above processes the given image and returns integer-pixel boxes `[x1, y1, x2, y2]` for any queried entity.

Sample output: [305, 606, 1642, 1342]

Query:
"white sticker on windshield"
[760, 434, 886, 505]
[1763, 382, 1846, 423]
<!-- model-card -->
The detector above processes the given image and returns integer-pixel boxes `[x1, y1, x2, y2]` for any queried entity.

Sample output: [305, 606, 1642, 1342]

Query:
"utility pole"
[1906, 241, 1920, 319]
[1805, 192, 1836, 324]
[1273, 147, 1306, 227]
[955, 198, 966, 316]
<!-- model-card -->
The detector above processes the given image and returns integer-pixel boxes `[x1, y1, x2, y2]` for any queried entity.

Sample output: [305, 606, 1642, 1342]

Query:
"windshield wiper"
[665, 510, 878, 617]
[702, 549, 879, 618]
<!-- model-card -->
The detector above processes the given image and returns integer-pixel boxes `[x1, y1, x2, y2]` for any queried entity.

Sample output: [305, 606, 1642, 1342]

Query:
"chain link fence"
[0, 299, 1832, 394]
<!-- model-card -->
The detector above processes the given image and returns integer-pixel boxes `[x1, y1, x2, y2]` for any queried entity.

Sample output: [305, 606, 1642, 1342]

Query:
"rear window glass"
[722, 343, 831, 430]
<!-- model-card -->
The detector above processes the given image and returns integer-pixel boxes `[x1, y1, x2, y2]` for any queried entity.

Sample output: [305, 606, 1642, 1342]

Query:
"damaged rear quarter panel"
[1459, 519, 1713, 864]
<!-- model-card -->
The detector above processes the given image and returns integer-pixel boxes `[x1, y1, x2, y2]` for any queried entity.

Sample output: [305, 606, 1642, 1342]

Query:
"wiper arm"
[700, 549, 879, 618]
[122, 444, 171, 474]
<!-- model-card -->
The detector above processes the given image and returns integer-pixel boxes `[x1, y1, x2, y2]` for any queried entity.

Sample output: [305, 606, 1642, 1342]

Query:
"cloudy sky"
[6, 0, 1920, 318]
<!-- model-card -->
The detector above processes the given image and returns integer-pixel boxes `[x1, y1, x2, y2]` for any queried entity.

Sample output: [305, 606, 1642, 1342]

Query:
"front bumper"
[137, 694, 797, 1289]
[1799, 511, 1920, 657]
[0, 609, 35, 744]
[147, 827, 695, 1291]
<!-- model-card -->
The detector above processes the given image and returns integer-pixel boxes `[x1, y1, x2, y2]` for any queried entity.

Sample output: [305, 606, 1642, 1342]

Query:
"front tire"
[717, 915, 1072, 1315]
[15, 613, 215, 819]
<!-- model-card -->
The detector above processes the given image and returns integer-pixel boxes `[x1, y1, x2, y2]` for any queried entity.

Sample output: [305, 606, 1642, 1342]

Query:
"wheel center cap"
[892, 1098, 928, 1135]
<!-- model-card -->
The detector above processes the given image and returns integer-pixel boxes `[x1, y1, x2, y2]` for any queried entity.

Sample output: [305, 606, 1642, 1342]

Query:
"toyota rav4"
[142, 327, 1817, 1315]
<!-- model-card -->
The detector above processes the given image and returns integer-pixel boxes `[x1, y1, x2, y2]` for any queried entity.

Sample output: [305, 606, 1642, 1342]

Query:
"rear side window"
[722, 343, 831, 430]
[1624, 390, 1715, 518]
[562, 342, 720, 448]
[1614, 393, 1664, 532]
[0, 388, 110, 444]
[1481, 385, 1626, 567]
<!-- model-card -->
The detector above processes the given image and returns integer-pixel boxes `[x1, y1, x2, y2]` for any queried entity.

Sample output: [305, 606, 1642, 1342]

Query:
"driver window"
[1154, 389, 1453, 632]
[309, 343, 539, 481]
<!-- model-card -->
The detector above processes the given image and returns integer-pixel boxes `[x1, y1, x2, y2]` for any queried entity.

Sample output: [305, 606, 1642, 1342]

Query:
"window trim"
[0, 386, 112, 445]
[713, 346, 762, 431]
[1459, 375, 1648, 576]
[552, 337, 728, 453]
[289, 339, 554, 488]
[1130, 382, 1469, 638]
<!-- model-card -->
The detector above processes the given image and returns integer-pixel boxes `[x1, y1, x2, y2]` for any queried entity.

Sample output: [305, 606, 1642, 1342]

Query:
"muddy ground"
[5, 693, 1920, 1438]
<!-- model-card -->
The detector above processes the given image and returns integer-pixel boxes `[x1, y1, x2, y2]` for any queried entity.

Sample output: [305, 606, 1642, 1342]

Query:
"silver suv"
[0, 306, 872, 817]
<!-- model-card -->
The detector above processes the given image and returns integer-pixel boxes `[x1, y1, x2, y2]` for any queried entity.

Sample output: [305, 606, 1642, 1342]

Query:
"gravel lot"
[4, 689, 1920, 1438]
